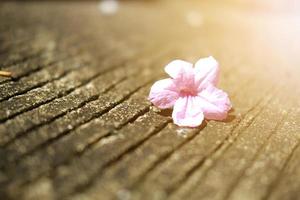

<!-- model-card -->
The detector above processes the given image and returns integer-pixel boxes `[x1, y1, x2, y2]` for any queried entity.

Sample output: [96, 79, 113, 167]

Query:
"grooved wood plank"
[0, 32, 95, 84]
[174, 92, 288, 200]
[166, 89, 275, 200]
[66, 49, 254, 200]
[0, 55, 88, 101]
[0, 45, 134, 122]
[5, 75, 150, 158]
[51, 113, 170, 199]
[5, 111, 169, 199]
[2, 48, 171, 156]
[7, 54, 174, 198]
[0, 48, 76, 85]
[226, 100, 300, 200]
[0, 44, 171, 147]
[266, 145, 300, 200]
[0, 66, 123, 147]
[123, 79, 271, 200]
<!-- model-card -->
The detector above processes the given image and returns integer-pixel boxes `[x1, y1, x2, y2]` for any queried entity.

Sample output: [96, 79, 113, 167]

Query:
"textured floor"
[0, 1, 300, 200]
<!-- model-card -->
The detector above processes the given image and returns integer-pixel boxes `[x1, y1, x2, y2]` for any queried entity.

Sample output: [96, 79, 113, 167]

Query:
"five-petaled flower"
[148, 56, 232, 127]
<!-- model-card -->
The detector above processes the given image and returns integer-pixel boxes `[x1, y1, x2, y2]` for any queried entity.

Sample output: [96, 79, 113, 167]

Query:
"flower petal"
[172, 96, 204, 127]
[194, 56, 219, 90]
[164, 60, 194, 79]
[148, 78, 179, 109]
[165, 59, 196, 91]
[197, 84, 232, 120]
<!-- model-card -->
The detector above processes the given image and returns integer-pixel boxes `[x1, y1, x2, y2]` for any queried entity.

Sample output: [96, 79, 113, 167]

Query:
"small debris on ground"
[0, 70, 12, 78]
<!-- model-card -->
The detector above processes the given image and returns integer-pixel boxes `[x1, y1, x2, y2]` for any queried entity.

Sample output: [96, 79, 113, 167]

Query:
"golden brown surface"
[0, 1, 299, 199]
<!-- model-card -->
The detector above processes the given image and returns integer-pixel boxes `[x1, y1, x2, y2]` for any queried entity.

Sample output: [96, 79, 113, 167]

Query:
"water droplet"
[150, 106, 160, 113]
[176, 128, 190, 138]
[86, 83, 94, 89]
[67, 125, 73, 130]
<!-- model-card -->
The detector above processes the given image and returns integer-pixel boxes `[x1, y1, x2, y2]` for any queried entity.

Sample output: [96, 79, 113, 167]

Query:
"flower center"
[179, 87, 197, 96]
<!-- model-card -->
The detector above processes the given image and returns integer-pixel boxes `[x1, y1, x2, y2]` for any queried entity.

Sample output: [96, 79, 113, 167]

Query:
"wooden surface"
[0, 1, 300, 200]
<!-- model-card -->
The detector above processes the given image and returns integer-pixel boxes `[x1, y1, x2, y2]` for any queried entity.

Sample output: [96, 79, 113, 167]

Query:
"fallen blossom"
[148, 56, 232, 127]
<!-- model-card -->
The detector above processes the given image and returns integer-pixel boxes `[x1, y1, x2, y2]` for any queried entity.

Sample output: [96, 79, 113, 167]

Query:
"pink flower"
[148, 56, 232, 127]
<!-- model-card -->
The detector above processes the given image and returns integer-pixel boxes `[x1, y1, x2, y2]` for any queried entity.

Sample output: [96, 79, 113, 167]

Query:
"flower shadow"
[157, 108, 173, 117]
[221, 108, 236, 123]
[156, 107, 236, 126]
[156, 108, 207, 131]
